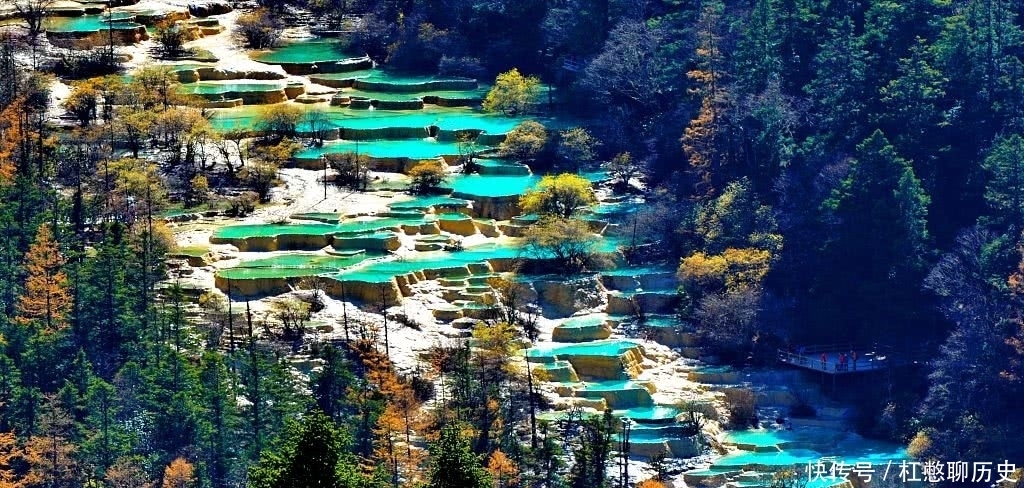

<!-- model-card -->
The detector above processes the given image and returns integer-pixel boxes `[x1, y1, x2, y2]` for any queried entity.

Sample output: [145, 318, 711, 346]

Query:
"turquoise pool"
[44, 12, 138, 32]
[179, 81, 285, 95]
[449, 174, 541, 198]
[209, 105, 527, 135]
[216, 252, 378, 280]
[212, 216, 435, 240]
[252, 38, 354, 64]
[296, 139, 471, 160]
[527, 339, 642, 359]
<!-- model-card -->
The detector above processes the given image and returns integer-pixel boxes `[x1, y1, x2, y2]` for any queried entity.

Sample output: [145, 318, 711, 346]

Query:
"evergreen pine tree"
[426, 424, 491, 488]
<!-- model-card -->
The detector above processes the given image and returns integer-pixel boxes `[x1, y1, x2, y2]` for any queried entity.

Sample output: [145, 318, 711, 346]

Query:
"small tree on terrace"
[63, 79, 100, 127]
[326, 152, 370, 191]
[456, 132, 479, 173]
[523, 217, 599, 273]
[236, 8, 283, 49]
[519, 173, 597, 219]
[16, 0, 55, 39]
[154, 20, 194, 58]
[271, 297, 311, 340]
[256, 104, 303, 143]
[499, 121, 548, 161]
[483, 68, 541, 115]
[556, 127, 601, 170]
[302, 107, 331, 147]
[240, 141, 298, 201]
[608, 151, 642, 192]
[408, 160, 448, 194]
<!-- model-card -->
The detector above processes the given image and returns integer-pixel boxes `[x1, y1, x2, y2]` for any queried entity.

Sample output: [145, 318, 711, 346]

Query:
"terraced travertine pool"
[43, 13, 140, 32]
[714, 441, 906, 468]
[251, 38, 355, 64]
[669, 427, 910, 488]
[447, 171, 610, 198]
[216, 252, 381, 280]
[290, 213, 344, 223]
[591, 199, 644, 220]
[212, 242, 510, 287]
[615, 405, 681, 422]
[474, 159, 532, 176]
[387, 195, 470, 211]
[569, 379, 648, 391]
[214, 235, 531, 284]
[209, 105, 530, 135]
[167, 62, 215, 72]
[559, 314, 609, 329]
[213, 222, 338, 239]
[449, 174, 541, 197]
[321, 70, 466, 83]
[526, 339, 642, 359]
[342, 87, 488, 102]
[312, 70, 477, 87]
[330, 243, 523, 283]
[179, 81, 286, 95]
[723, 428, 846, 447]
[212, 215, 435, 240]
[295, 138, 471, 160]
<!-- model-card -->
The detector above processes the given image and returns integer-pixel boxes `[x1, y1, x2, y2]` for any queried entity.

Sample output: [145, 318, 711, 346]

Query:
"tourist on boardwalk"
[820, 352, 827, 370]
[851, 350, 858, 370]
[839, 353, 847, 371]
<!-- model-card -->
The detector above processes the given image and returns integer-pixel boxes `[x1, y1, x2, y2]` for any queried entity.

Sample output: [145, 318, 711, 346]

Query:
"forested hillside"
[338, 0, 1024, 465]
[1, 0, 1023, 485]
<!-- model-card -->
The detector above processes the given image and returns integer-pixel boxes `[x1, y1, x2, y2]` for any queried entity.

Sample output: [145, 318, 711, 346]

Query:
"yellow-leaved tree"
[676, 178, 782, 359]
[499, 121, 548, 161]
[677, 248, 771, 294]
[483, 68, 541, 115]
[519, 173, 597, 219]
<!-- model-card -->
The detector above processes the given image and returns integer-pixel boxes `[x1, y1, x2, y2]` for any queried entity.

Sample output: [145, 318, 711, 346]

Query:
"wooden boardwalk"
[777, 346, 891, 375]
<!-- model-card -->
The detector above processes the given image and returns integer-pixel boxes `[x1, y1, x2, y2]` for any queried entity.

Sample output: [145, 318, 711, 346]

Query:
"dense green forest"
[2, 0, 1024, 485]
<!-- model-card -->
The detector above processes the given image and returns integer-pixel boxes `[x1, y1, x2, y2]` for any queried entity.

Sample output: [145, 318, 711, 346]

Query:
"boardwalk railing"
[777, 346, 891, 375]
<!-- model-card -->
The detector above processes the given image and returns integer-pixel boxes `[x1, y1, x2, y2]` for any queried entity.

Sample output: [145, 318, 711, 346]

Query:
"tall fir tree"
[817, 130, 931, 340]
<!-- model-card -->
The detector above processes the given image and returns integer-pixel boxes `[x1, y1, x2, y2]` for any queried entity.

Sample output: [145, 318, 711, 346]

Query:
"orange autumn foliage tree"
[27, 395, 79, 487]
[637, 479, 667, 488]
[16, 225, 72, 334]
[1004, 257, 1024, 384]
[486, 449, 518, 488]
[162, 457, 194, 488]
[682, 0, 731, 200]
[367, 344, 428, 486]
[0, 98, 29, 183]
[25, 434, 77, 488]
[0, 431, 43, 488]
[105, 456, 153, 488]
